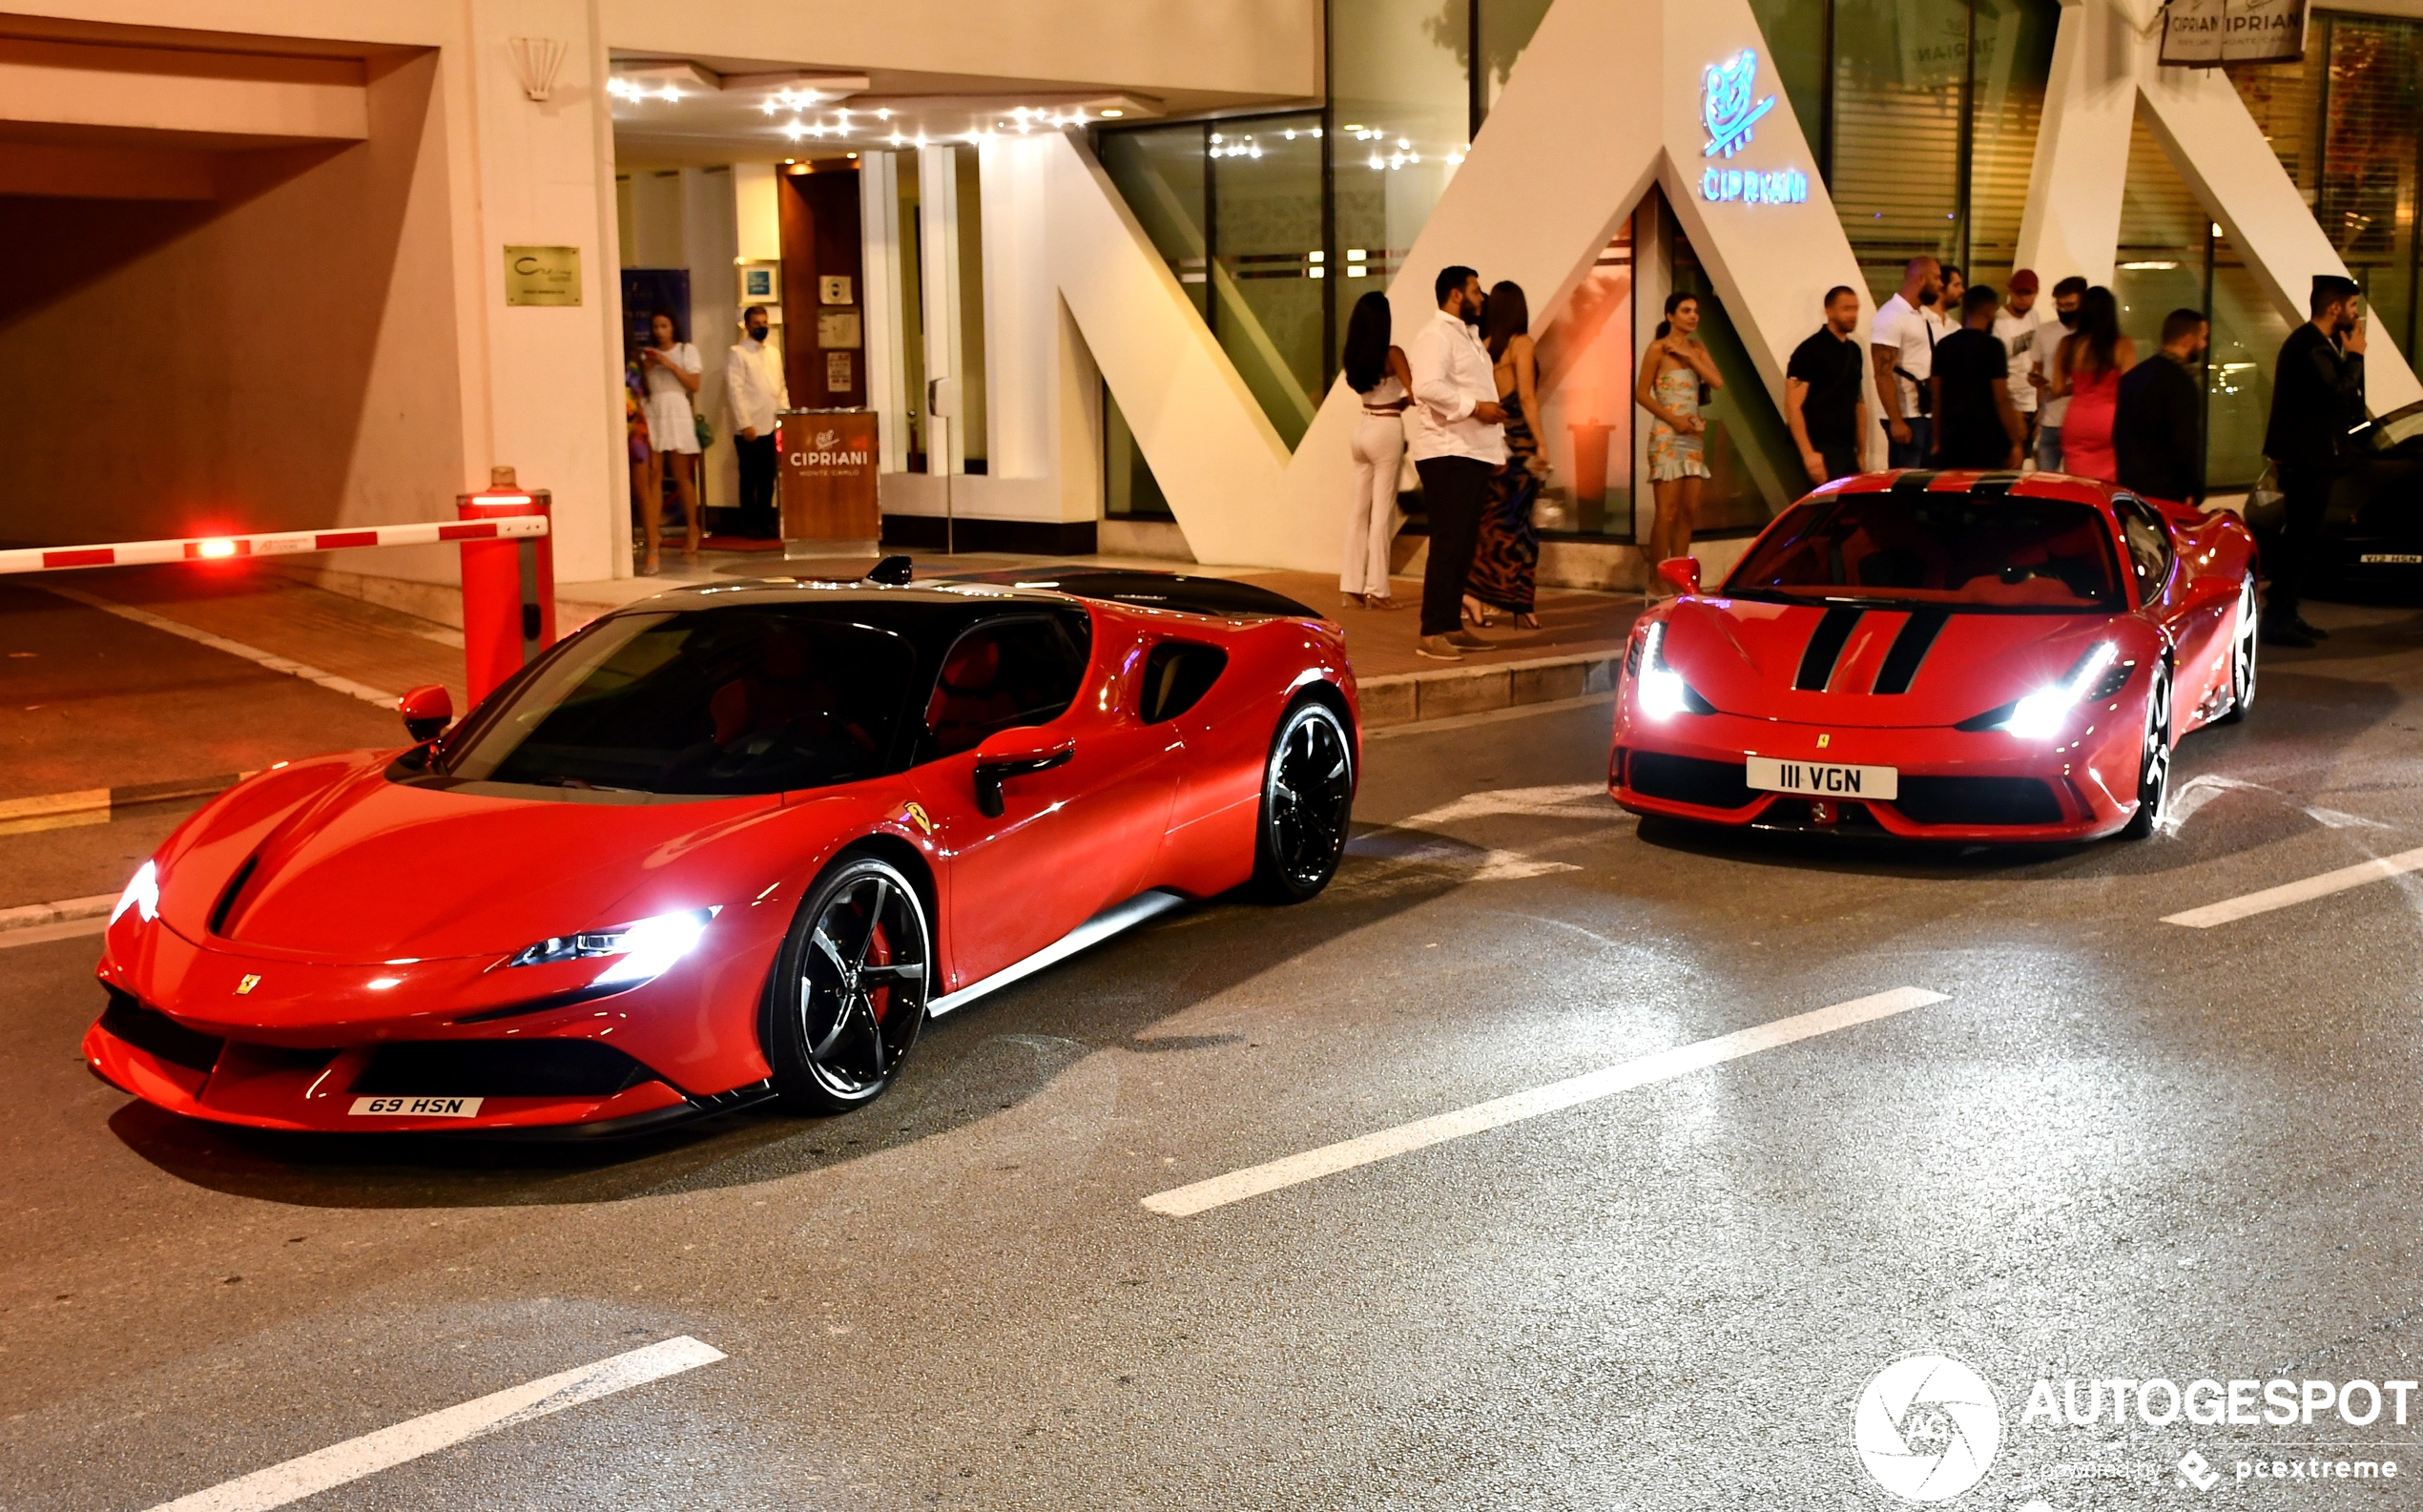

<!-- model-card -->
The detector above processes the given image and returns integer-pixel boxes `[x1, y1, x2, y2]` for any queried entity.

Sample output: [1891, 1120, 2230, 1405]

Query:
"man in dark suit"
[2261, 275, 2368, 646]
[2115, 308, 2207, 506]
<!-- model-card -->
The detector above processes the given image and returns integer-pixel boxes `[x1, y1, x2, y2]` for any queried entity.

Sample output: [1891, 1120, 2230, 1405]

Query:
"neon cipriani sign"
[1697, 50, 1809, 205]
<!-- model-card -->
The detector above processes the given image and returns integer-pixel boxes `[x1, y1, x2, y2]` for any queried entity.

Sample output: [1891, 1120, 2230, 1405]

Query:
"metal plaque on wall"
[504, 246, 582, 306]
[2161, 0, 2309, 67]
[817, 311, 863, 349]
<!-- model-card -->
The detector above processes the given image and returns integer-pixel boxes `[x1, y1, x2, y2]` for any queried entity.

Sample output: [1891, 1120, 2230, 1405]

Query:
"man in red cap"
[1993, 270, 2043, 464]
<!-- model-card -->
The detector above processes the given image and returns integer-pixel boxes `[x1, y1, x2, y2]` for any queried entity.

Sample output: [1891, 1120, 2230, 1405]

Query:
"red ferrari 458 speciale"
[1611, 470, 2259, 842]
[84, 568, 1358, 1135]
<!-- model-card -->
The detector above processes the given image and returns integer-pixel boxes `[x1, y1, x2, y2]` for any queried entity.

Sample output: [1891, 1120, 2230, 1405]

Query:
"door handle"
[973, 743, 1074, 818]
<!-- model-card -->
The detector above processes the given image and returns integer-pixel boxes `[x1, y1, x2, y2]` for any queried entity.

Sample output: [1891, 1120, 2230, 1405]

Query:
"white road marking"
[140, 1336, 725, 1512]
[2163, 846, 2423, 928]
[1393, 781, 1613, 829]
[2159, 774, 2391, 837]
[42, 584, 397, 707]
[1142, 985, 1948, 1216]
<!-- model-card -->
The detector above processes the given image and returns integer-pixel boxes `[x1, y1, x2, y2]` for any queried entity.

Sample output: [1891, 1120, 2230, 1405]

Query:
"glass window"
[922, 614, 1093, 758]
[1672, 217, 1807, 534]
[1104, 384, 1173, 519]
[1100, 126, 1209, 320]
[1534, 217, 1636, 539]
[1331, 0, 1470, 345]
[1140, 642, 1229, 724]
[2208, 232, 2294, 488]
[1965, 0, 2059, 293]
[953, 144, 988, 475]
[1832, 0, 1969, 300]
[894, 152, 928, 473]
[2114, 107, 2208, 360]
[2115, 497, 2173, 590]
[436, 611, 916, 796]
[1478, 0, 1557, 121]
[1748, 0, 1830, 161]
[1726, 492, 2125, 611]
[1211, 114, 1327, 446]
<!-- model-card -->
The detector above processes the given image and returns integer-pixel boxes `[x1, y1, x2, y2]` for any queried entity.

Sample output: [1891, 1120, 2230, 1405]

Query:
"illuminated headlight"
[1631, 621, 1709, 719]
[1999, 642, 2120, 739]
[509, 906, 719, 985]
[111, 860, 159, 925]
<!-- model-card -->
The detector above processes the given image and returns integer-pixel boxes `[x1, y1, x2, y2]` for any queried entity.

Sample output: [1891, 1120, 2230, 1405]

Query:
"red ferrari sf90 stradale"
[1611, 471, 2259, 842]
[84, 569, 1358, 1135]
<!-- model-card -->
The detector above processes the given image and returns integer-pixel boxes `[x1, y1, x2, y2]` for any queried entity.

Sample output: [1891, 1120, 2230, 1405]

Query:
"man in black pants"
[1406, 265, 1506, 661]
[2261, 275, 2367, 647]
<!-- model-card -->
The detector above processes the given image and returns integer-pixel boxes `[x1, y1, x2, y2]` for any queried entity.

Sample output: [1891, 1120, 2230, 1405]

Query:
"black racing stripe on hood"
[1873, 609, 1949, 694]
[1968, 471, 2023, 496]
[1891, 470, 1943, 493]
[1795, 606, 1864, 691]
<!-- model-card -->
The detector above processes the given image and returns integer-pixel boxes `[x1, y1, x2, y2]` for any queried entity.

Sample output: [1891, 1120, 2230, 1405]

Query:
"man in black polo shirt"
[1787, 286, 1870, 484]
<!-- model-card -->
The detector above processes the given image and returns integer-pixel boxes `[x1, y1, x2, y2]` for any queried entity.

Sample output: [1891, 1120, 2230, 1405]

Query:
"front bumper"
[1609, 703, 2143, 843]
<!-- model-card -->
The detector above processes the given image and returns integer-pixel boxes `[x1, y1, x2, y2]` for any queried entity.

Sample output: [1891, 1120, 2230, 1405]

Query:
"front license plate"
[348, 1095, 484, 1119]
[1746, 756, 1898, 800]
[2359, 553, 2423, 564]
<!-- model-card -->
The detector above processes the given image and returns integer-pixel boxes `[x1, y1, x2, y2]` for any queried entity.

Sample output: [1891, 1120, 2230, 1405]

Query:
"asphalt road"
[7, 593, 2423, 1509]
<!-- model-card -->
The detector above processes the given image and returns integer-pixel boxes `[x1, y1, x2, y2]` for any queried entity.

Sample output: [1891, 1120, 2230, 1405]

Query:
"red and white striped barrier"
[0, 514, 549, 576]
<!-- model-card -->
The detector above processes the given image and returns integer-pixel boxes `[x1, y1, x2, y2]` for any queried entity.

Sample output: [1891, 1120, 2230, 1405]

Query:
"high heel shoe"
[1461, 596, 1495, 628]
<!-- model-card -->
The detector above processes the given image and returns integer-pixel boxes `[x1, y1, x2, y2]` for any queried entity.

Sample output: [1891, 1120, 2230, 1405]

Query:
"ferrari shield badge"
[235, 974, 261, 995]
[1816, 734, 1831, 749]
[898, 801, 936, 836]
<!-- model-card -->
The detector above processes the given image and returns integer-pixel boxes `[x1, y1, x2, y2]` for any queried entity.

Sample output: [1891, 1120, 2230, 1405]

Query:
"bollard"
[457, 466, 556, 703]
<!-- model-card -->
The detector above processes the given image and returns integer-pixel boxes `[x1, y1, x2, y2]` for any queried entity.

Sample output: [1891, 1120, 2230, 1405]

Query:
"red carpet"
[702, 534, 784, 553]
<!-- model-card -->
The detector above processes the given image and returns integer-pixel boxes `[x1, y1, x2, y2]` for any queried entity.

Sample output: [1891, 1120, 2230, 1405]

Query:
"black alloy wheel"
[2218, 579, 2258, 724]
[766, 855, 932, 1113]
[2121, 662, 2174, 840]
[1254, 699, 1356, 902]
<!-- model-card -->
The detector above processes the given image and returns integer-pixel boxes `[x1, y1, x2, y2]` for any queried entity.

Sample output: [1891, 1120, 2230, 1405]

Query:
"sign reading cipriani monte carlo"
[2160, 0, 2309, 67]
[1697, 51, 1809, 206]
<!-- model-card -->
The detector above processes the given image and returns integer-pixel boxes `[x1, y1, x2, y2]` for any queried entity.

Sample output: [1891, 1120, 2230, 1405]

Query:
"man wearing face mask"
[2028, 277, 2087, 471]
[725, 305, 790, 540]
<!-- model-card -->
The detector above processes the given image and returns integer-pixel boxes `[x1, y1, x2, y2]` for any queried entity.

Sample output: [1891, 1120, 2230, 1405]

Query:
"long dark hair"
[1342, 292, 1393, 394]
[1654, 290, 1697, 342]
[649, 308, 681, 346]
[2071, 286, 2121, 374]
[1481, 280, 1530, 360]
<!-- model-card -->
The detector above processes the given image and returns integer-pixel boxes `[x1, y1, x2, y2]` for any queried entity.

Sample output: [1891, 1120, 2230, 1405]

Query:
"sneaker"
[1416, 634, 1465, 661]
[2260, 618, 2314, 649]
[1445, 629, 1491, 649]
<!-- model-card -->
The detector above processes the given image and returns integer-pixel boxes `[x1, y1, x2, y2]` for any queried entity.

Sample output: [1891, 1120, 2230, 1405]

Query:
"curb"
[1358, 646, 1626, 729]
[0, 892, 116, 933]
[0, 774, 245, 837]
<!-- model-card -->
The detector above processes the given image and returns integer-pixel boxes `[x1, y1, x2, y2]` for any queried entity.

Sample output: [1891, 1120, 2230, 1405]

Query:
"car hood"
[1660, 596, 2127, 728]
[167, 761, 781, 963]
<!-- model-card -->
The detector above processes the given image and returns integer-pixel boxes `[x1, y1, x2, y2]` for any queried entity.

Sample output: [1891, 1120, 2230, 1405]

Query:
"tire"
[2217, 578, 2258, 724]
[1253, 697, 1356, 902]
[763, 855, 932, 1114]
[2120, 662, 2173, 840]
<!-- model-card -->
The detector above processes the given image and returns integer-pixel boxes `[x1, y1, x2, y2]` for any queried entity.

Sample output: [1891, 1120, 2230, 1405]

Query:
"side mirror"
[400, 684, 453, 743]
[1657, 556, 1702, 596]
[971, 728, 1074, 818]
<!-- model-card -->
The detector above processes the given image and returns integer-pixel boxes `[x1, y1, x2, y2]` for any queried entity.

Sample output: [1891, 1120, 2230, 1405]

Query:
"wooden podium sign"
[777, 408, 880, 552]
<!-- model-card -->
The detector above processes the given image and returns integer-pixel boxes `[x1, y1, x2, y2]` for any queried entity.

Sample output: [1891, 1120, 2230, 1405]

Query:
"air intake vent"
[98, 987, 225, 1073]
[351, 1039, 657, 1098]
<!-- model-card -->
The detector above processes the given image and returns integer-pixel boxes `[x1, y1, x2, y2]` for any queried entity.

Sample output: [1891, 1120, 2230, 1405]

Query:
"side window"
[922, 613, 1092, 757]
[1141, 641, 1229, 725]
[2116, 499, 2172, 594]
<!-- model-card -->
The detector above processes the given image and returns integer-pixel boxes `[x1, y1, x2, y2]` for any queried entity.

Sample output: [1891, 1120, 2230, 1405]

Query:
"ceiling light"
[782, 121, 806, 140]
[845, 152, 858, 159]
[1101, 108, 1124, 118]
[876, 108, 892, 120]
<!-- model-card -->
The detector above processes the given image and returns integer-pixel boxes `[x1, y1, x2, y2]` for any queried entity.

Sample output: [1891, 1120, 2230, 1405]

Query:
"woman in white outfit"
[1340, 292, 1413, 610]
[637, 309, 703, 576]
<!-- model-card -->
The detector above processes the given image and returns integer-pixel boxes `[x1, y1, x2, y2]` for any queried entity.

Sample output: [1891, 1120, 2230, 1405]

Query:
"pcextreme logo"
[1853, 1354, 2003, 1502]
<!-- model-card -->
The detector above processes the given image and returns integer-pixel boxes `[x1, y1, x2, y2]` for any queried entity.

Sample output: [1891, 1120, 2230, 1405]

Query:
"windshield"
[436, 609, 915, 796]
[1724, 492, 2124, 611]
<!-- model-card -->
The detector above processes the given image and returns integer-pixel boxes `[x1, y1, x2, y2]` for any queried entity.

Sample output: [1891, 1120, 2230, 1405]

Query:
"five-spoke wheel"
[2218, 578, 2258, 724]
[766, 855, 932, 1113]
[1254, 699, 1356, 901]
[2122, 662, 2173, 839]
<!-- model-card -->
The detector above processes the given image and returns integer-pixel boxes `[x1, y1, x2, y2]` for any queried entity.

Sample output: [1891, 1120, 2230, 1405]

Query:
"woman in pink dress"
[2051, 286, 2136, 483]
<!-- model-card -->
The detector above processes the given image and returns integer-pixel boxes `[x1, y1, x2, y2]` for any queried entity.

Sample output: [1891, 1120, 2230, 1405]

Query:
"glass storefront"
[1090, 0, 2421, 533]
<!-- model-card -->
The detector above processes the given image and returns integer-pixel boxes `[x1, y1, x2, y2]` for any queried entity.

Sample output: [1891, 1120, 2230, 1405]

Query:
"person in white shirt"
[2027, 276, 2088, 470]
[1992, 270, 2042, 462]
[638, 309, 703, 575]
[1406, 265, 1506, 662]
[725, 305, 790, 541]
[1870, 256, 1942, 468]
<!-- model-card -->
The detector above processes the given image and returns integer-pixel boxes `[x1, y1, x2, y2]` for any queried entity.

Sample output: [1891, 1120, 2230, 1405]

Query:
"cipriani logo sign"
[1698, 49, 1810, 206]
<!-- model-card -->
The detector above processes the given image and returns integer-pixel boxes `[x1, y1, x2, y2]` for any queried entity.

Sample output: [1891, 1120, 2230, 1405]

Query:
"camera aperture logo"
[1854, 1354, 2004, 1502]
